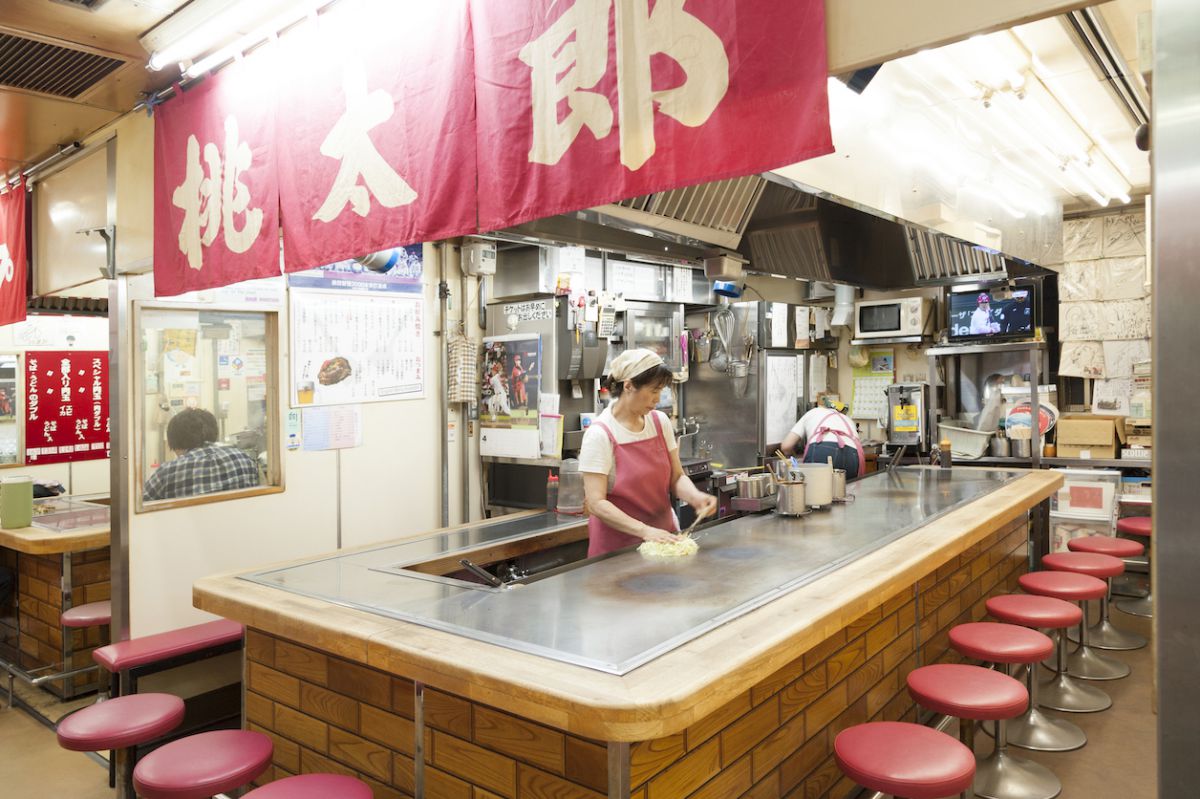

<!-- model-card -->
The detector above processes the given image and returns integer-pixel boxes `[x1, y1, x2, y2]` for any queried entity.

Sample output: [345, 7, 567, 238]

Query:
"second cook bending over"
[580, 349, 718, 558]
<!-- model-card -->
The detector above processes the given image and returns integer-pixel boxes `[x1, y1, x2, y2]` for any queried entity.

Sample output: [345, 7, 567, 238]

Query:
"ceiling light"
[143, 0, 310, 72]
[183, 2, 320, 79]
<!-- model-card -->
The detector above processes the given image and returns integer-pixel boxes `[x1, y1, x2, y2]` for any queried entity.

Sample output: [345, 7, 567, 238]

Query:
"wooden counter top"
[0, 522, 110, 555]
[195, 469, 1061, 741]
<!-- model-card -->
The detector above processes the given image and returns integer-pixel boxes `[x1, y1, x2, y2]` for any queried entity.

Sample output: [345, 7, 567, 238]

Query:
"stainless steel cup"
[775, 480, 807, 516]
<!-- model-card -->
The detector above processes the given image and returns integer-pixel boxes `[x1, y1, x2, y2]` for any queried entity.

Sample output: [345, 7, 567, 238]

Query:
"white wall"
[124, 243, 486, 635]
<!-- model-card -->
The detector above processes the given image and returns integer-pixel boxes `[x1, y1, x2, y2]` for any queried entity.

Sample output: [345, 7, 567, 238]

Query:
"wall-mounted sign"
[25, 350, 110, 464]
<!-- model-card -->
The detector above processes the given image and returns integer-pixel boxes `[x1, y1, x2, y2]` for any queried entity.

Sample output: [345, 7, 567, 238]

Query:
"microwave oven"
[853, 297, 933, 339]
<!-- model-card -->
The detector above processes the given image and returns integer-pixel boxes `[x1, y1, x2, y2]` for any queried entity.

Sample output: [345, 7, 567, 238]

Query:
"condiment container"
[0, 476, 33, 529]
[775, 478, 807, 516]
[556, 459, 585, 514]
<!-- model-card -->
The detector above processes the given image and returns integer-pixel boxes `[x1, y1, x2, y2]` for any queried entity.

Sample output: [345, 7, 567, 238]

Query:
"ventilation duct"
[599, 175, 766, 249]
[0, 32, 124, 98]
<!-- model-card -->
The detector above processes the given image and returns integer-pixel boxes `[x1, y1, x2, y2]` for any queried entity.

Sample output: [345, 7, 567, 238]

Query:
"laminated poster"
[481, 334, 543, 460]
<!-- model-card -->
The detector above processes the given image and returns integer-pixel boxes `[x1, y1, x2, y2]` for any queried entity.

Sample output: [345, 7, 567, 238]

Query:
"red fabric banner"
[0, 179, 28, 327]
[274, 0, 478, 272]
[471, 0, 833, 230]
[153, 56, 281, 297]
[25, 350, 110, 465]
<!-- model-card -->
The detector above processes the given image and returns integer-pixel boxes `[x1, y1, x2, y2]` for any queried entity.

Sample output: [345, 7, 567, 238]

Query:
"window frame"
[132, 302, 284, 514]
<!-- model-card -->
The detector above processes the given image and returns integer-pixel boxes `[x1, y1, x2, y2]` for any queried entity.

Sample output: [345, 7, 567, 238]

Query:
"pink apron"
[801, 409, 867, 476]
[587, 413, 677, 557]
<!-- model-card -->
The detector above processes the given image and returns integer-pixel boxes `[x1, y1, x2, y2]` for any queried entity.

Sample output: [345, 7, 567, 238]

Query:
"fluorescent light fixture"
[143, 0, 309, 72]
[183, 2, 320, 79]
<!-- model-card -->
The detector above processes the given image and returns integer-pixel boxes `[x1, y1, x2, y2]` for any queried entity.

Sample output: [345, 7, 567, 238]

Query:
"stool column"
[1039, 629, 1111, 713]
[1072, 578, 1147, 650]
[1005, 662, 1086, 752]
[1066, 601, 1131, 681]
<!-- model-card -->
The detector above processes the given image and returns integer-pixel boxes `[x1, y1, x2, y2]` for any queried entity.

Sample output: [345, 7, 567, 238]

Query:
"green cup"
[0, 476, 33, 529]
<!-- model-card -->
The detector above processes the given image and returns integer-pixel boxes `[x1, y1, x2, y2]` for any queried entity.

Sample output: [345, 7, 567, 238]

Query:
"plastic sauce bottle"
[546, 472, 559, 512]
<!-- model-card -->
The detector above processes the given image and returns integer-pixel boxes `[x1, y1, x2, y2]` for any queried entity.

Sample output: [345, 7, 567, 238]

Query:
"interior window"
[0, 354, 19, 465]
[135, 306, 280, 510]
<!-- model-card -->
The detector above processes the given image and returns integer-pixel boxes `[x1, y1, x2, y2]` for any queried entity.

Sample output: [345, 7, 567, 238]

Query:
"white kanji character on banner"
[0, 243, 13, 283]
[170, 115, 264, 270]
[519, 0, 614, 167]
[221, 116, 264, 253]
[520, 0, 729, 170]
[313, 59, 417, 222]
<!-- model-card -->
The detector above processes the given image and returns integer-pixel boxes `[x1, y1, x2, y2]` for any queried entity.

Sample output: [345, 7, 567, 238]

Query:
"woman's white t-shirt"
[578, 408, 677, 487]
[789, 407, 859, 446]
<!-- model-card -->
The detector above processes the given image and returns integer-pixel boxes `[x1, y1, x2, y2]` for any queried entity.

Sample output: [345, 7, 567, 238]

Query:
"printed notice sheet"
[291, 289, 425, 406]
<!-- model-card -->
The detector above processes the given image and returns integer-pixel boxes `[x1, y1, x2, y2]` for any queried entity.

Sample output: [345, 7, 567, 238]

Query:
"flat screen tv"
[948, 284, 1037, 343]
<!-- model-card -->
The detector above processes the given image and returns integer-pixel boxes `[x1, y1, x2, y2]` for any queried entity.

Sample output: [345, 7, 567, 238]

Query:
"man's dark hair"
[167, 408, 219, 452]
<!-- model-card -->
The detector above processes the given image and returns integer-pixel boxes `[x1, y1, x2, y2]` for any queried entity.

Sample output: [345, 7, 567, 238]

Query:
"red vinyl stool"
[834, 721, 976, 799]
[1116, 515, 1153, 618]
[908, 663, 1059, 799]
[951, 620, 1085, 753]
[1040, 553, 1131, 681]
[61, 600, 112, 628]
[991, 589, 1110, 715]
[1067, 536, 1147, 650]
[244, 773, 374, 798]
[56, 693, 185, 793]
[133, 729, 273, 799]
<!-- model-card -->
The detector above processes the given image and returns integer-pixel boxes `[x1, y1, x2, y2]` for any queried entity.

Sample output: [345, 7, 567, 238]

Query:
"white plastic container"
[937, 424, 993, 460]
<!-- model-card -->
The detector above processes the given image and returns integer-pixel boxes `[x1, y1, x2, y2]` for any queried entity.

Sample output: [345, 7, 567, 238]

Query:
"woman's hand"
[640, 526, 683, 544]
[690, 493, 718, 521]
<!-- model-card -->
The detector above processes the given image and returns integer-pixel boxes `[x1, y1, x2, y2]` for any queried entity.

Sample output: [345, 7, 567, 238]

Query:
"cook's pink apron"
[801, 409, 867, 476]
[587, 413, 677, 557]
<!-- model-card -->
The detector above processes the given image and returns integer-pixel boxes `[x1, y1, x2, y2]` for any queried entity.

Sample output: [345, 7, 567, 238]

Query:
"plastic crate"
[938, 423, 993, 460]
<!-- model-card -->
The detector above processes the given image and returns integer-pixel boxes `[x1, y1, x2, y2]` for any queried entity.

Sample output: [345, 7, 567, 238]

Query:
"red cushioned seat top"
[1117, 516, 1152, 537]
[950, 622, 1054, 665]
[1042, 551, 1125, 578]
[1068, 535, 1144, 558]
[93, 619, 243, 673]
[986, 594, 1082, 629]
[133, 730, 272, 799]
[834, 721, 976, 799]
[244, 774, 374, 799]
[61, 600, 112, 628]
[1019, 570, 1108, 601]
[907, 664, 1028, 721]
[56, 693, 184, 752]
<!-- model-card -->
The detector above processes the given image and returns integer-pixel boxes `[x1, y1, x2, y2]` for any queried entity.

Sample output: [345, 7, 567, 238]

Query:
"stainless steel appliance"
[886, 383, 931, 451]
[613, 301, 687, 379]
[683, 302, 814, 470]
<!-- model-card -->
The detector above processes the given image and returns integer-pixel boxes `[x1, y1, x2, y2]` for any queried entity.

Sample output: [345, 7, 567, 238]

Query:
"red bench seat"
[93, 619, 243, 673]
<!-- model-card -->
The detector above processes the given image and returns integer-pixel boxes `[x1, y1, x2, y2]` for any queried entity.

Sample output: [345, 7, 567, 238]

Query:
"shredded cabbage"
[638, 535, 699, 558]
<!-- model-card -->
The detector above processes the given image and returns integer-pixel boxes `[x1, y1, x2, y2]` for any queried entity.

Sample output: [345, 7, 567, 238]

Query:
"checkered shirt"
[143, 443, 261, 501]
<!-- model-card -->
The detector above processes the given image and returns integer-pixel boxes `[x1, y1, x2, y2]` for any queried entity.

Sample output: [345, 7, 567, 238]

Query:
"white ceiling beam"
[827, 0, 1101, 74]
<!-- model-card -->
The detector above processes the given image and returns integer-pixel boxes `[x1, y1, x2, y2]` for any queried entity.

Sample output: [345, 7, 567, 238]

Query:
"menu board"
[25, 350, 110, 464]
[290, 290, 425, 406]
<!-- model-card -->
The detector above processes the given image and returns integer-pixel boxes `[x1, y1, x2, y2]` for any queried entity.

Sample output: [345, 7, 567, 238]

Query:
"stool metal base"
[1117, 593, 1154, 618]
[1005, 707, 1087, 752]
[1068, 619, 1147, 651]
[1038, 671, 1112, 713]
[973, 749, 1062, 799]
[1067, 645, 1130, 681]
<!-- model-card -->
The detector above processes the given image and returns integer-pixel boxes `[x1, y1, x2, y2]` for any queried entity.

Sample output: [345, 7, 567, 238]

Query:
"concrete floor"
[983, 608, 1158, 799]
[0, 607, 1158, 799]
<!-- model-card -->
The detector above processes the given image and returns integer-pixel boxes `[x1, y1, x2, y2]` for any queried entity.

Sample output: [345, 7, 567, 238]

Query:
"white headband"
[609, 349, 665, 382]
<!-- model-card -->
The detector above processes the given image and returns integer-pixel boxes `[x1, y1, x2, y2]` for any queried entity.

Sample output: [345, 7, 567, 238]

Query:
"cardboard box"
[1056, 413, 1127, 460]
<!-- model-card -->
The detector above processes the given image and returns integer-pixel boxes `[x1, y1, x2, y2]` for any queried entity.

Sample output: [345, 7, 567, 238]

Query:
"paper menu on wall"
[794, 307, 811, 348]
[814, 308, 829, 340]
[540, 414, 563, 457]
[808, 353, 828, 396]
[770, 302, 788, 347]
[301, 405, 362, 450]
[1092, 378, 1133, 416]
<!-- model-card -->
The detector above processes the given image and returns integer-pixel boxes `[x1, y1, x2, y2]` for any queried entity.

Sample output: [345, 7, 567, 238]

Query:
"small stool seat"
[56, 693, 184, 751]
[986, 594, 1082, 629]
[1117, 516, 1152, 537]
[950, 622, 1053, 664]
[244, 774, 374, 798]
[907, 663, 1059, 799]
[908, 663, 1028, 720]
[834, 721, 976, 799]
[1019, 571, 1107, 601]
[133, 729, 272, 799]
[1068, 536, 1144, 558]
[61, 600, 112, 628]
[1042, 551, 1125, 579]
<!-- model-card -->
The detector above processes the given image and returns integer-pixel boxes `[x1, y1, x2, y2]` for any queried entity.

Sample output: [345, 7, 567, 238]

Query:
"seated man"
[143, 408, 261, 501]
